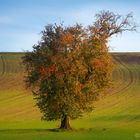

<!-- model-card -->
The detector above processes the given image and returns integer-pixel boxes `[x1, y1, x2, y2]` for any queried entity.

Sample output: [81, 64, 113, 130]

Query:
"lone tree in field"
[23, 11, 136, 130]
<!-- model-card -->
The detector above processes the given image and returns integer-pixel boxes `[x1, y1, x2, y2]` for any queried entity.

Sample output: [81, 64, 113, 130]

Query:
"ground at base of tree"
[0, 122, 139, 140]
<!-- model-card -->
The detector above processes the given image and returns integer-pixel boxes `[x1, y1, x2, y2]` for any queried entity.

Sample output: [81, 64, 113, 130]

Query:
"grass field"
[0, 52, 140, 140]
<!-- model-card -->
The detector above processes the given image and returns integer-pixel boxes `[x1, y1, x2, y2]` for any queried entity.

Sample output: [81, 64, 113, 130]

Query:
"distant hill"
[0, 52, 139, 131]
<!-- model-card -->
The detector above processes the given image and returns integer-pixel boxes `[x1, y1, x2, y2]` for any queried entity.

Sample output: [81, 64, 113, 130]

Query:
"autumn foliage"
[23, 11, 136, 129]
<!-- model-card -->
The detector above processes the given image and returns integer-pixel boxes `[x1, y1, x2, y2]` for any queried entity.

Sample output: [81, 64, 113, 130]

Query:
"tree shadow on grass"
[0, 127, 108, 134]
[0, 128, 61, 134]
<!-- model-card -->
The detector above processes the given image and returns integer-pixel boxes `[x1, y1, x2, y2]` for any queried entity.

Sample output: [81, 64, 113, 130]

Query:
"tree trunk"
[60, 115, 71, 130]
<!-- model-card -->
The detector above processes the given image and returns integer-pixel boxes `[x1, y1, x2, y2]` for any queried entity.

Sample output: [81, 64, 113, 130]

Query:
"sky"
[0, 0, 140, 52]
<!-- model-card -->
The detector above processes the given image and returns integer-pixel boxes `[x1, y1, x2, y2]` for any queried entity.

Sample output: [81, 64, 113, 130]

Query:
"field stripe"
[0, 55, 5, 75]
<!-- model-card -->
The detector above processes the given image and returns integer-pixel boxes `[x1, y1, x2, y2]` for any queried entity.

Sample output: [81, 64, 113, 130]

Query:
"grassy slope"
[0, 52, 139, 140]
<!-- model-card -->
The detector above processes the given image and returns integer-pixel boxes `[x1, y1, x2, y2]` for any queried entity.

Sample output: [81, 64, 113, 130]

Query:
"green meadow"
[0, 52, 139, 140]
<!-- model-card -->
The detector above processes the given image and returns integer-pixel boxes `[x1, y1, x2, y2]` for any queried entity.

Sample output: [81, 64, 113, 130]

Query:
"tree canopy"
[23, 11, 136, 129]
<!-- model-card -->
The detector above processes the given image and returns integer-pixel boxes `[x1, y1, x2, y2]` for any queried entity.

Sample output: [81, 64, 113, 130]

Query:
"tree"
[23, 11, 136, 130]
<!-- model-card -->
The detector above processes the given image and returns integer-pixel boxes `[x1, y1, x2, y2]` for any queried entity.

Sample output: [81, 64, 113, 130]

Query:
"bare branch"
[90, 11, 137, 39]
